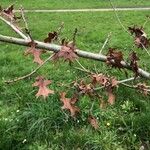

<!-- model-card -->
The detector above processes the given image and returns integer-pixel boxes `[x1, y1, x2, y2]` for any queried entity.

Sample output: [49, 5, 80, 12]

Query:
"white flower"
[4, 118, 8, 121]
[16, 110, 20, 113]
[106, 122, 110, 126]
[22, 139, 27, 143]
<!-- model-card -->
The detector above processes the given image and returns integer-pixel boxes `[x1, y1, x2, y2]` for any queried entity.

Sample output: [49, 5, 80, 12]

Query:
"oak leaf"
[91, 74, 118, 105]
[2, 4, 21, 21]
[60, 92, 80, 117]
[25, 41, 44, 65]
[52, 41, 78, 63]
[106, 48, 124, 69]
[44, 31, 58, 43]
[32, 76, 54, 98]
[129, 51, 140, 78]
[128, 26, 150, 48]
[137, 83, 149, 96]
[88, 115, 99, 129]
[75, 80, 94, 96]
[107, 88, 116, 105]
[3, 4, 14, 16]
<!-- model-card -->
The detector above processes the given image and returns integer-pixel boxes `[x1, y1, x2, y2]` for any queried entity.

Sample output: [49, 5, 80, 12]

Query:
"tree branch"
[0, 34, 150, 79]
[0, 16, 28, 40]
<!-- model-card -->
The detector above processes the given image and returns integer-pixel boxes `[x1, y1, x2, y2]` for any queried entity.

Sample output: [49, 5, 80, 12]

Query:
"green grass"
[0, 9, 150, 150]
[0, 0, 150, 10]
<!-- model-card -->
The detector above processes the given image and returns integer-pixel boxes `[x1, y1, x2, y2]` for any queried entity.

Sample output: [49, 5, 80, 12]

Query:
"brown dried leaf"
[3, 4, 14, 16]
[75, 80, 94, 96]
[100, 100, 107, 109]
[44, 31, 58, 43]
[137, 83, 149, 96]
[107, 89, 116, 105]
[88, 115, 99, 129]
[128, 26, 150, 48]
[91, 74, 118, 88]
[128, 26, 145, 37]
[106, 48, 124, 69]
[52, 41, 78, 63]
[60, 92, 80, 117]
[129, 51, 140, 78]
[32, 76, 54, 99]
[25, 41, 44, 65]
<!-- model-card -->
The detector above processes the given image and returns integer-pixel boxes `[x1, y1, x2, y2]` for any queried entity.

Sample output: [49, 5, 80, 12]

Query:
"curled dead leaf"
[60, 92, 80, 117]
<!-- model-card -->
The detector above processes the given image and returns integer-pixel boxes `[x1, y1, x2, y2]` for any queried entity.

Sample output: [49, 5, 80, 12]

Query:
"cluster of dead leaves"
[128, 26, 150, 48]
[0, 4, 21, 21]
[106, 48, 140, 78]
[43, 27, 78, 64]
[91, 73, 118, 105]
[136, 83, 149, 96]
[74, 80, 94, 96]
[60, 92, 99, 129]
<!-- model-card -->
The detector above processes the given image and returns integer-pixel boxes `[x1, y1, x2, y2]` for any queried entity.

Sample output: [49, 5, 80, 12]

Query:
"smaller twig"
[94, 64, 98, 74]
[0, 15, 28, 39]
[20, 5, 32, 40]
[94, 77, 137, 91]
[121, 83, 150, 93]
[121, 83, 135, 88]
[57, 22, 64, 35]
[73, 28, 78, 45]
[99, 32, 111, 54]
[74, 67, 92, 74]
[143, 16, 150, 28]
[4, 54, 54, 84]
[118, 77, 139, 83]
[141, 43, 150, 56]
[55, 22, 64, 42]
[75, 59, 93, 74]
[89, 101, 95, 114]
[109, 0, 131, 35]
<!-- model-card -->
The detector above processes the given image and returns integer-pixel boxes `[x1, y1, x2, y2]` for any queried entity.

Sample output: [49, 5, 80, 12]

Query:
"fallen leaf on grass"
[33, 76, 54, 98]
[60, 92, 80, 117]
[107, 88, 116, 105]
[88, 115, 99, 129]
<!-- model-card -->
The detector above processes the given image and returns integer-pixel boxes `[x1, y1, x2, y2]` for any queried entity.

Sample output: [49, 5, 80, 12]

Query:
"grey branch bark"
[0, 34, 150, 79]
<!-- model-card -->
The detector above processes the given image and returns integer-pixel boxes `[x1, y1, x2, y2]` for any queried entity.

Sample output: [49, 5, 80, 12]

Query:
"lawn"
[0, 0, 150, 10]
[0, 5, 150, 150]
